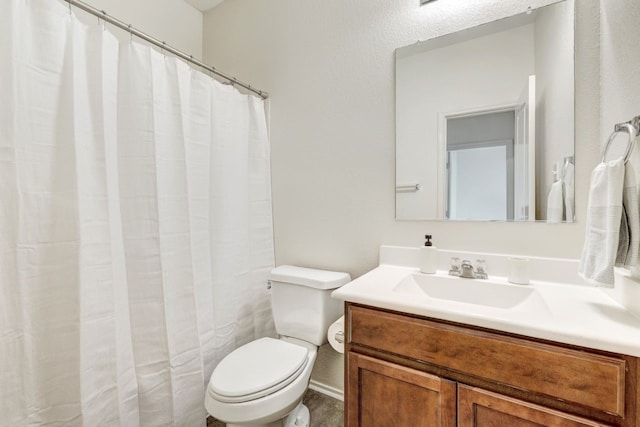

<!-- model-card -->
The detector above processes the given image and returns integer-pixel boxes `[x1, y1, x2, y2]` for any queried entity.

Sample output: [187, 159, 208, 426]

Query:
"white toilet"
[205, 265, 350, 427]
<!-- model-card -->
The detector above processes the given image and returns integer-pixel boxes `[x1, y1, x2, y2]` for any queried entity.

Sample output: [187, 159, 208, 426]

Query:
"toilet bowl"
[205, 337, 317, 427]
[204, 265, 350, 427]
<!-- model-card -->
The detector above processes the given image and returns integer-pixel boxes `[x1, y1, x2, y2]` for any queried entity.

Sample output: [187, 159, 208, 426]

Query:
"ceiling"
[184, 0, 224, 12]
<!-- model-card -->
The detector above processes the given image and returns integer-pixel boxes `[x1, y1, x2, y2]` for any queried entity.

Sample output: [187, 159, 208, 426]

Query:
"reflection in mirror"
[395, 0, 574, 222]
[447, 110, 516, 221]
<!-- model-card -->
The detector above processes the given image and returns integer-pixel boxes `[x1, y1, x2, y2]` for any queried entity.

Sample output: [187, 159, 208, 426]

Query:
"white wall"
[203, 0, 601, 279]
[600, 2, 640, 152]
[396, 24, 535, 219]
[77, 0, 203, 58]
[598, 0, 640, 342]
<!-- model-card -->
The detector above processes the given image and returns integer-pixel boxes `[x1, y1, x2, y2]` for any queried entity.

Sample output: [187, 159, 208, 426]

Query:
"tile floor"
[206, 389, 344, 427]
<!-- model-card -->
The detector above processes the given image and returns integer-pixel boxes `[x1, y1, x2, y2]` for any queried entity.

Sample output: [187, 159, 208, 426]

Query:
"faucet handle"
[475, 259, 488, 279]
[448, 257, 461, 276]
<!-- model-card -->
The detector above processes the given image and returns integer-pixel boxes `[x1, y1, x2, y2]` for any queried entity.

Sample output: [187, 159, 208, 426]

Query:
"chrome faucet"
[454, 259, 488, 279]
[460, 260, 475, 278]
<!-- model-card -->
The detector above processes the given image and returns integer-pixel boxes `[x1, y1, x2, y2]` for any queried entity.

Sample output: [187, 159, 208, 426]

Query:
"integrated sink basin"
[393, 273, 550, 314]
[330, 246, 640, 357]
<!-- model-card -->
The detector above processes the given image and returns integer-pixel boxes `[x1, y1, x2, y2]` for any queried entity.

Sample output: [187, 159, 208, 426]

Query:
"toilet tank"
[269, 265, 351, 346]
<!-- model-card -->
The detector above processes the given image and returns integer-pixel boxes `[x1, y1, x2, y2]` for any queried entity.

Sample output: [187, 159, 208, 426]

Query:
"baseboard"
[309, 379, 344, 402]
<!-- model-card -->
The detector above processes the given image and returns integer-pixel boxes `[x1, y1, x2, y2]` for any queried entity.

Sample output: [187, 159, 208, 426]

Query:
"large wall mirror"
[395, 0, 575, 222]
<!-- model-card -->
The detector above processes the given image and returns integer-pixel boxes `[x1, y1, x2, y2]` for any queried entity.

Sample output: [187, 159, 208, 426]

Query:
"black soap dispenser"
[420, 235, 437, 274]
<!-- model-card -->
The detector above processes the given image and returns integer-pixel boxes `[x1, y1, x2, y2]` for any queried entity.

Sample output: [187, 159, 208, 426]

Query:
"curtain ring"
[101, 11, 107, 31]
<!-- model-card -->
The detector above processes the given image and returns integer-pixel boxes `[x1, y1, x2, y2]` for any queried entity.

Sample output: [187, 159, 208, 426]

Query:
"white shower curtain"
[0, 1, 275, 425]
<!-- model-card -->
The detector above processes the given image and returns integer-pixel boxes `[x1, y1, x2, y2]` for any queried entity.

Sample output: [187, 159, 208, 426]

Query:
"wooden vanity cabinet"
[345, 303, 640, 427]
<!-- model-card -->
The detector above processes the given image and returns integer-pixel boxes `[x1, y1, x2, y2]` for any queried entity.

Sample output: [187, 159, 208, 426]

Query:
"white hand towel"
[563, 162, 575, 221]
[546, 180, 564, 223]
[579, 158, 625, 287]
[615, 162, 639, 268]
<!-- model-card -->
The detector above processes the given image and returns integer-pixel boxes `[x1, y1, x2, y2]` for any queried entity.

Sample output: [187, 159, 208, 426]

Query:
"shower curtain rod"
[63, 0, 269, 99]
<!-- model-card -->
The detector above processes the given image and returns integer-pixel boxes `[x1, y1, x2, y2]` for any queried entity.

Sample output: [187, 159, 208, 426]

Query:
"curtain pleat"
[182, 70, 218, 382]
[118, 43, 206, 426]
[0, 1, 275, 426]
[0, 0, 26, 423]
[72, 17, 139, 427]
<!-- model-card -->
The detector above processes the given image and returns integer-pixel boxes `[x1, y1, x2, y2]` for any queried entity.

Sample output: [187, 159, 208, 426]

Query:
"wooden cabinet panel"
[347, 352, 456, 427]
[458, 384, 612, 427]
[348, 304, 626, 416]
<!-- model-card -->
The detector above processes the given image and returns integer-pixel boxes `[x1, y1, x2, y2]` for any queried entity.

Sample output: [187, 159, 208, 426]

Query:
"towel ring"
[600, 123, 638, 163]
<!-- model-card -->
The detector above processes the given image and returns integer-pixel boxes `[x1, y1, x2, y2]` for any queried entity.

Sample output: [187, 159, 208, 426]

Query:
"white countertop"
[332, 264, 640, 357]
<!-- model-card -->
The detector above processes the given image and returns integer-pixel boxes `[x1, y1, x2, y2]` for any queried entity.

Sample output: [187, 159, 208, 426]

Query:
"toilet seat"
[208, 337, 309, 404]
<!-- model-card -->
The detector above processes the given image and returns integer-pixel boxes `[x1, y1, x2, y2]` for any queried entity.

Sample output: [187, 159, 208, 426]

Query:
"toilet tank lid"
[269, 265, 351, 290]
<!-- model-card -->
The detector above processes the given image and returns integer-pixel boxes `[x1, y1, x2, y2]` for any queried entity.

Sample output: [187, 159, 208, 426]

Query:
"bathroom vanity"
[333, 246, 640, 427]
[345, 303, 638, 427]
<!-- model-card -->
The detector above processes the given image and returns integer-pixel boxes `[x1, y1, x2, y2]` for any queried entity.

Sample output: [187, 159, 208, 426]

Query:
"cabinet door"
[458, 385, 612, 427]
[347, 352, 456, 427]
